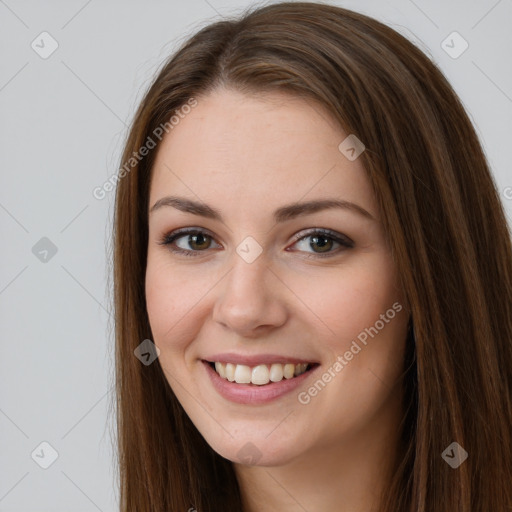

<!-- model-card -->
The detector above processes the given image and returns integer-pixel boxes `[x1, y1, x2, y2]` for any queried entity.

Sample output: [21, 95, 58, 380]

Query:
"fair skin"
[145, 87, 410, 512]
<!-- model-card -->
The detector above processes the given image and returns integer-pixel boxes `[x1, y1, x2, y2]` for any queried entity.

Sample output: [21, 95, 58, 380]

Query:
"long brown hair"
[112, 2, 512, 510]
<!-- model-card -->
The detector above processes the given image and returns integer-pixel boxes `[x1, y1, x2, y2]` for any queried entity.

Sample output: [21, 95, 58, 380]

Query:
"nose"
[212, 254, 288, 338]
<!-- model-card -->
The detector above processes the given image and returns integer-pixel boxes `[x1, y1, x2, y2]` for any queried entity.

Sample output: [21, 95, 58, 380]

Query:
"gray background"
[1, 0, 511, 510]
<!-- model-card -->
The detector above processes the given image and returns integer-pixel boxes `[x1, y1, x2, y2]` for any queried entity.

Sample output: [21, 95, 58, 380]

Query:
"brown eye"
[159, 229, 221, 257]
[308, 234, 334, 253]
[289, 229, 354, 258]
[184, 232, 212, 251]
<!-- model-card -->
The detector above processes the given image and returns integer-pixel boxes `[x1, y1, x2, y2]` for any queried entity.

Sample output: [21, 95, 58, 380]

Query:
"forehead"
[149, 88, 377, 220]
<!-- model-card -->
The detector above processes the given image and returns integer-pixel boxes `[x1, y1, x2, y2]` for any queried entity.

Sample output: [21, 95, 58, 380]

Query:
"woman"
[112, 2, 512, 511]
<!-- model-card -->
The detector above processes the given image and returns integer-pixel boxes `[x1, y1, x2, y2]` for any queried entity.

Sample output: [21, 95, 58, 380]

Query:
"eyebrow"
[150, 195, 375, 223]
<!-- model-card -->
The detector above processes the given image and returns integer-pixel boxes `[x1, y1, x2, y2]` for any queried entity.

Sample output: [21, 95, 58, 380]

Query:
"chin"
[202, 428, 304, 467]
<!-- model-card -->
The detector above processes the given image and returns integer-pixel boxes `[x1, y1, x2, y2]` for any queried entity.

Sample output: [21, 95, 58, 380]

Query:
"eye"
[158, 227, 354, 258]
[288, 228, 354, 258]
[158, 228, 220, 257]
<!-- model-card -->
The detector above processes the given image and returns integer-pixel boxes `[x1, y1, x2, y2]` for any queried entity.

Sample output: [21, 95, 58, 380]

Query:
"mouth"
[205, 360, 319, 386]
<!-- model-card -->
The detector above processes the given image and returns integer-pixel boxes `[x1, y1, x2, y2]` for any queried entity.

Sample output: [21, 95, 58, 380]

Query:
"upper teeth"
[214, 362, 309, 385]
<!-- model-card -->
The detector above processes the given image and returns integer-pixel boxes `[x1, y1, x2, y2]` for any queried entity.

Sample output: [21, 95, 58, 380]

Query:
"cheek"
[145, 259, 209, 388]
[294, 261, 408, 442]
[290, 253, 404, 349]
[144, 255, 204, 353]
[145, 263, 176, 339]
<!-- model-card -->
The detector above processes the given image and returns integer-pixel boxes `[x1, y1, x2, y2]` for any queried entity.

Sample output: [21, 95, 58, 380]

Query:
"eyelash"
[158, 227, 354, 259]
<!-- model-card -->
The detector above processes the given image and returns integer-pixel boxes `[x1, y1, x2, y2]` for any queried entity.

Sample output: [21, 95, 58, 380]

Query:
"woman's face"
[145, 87, 409, 466]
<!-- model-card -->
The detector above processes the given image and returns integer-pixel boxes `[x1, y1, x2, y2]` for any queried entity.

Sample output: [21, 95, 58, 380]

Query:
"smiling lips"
[203, 357, 320, 404]
[213, 361, 311, 385]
